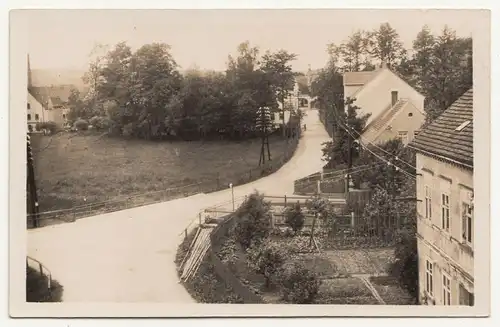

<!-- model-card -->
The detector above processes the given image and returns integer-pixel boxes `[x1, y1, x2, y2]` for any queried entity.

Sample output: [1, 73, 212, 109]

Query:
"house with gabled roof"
[27, 55, 69, 130]
[343, 63, 426, 145]
[408, 88, 474, 306]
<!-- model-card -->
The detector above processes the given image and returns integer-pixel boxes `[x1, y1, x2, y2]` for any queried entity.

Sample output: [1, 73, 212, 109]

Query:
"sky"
[25, 9, 478, 72]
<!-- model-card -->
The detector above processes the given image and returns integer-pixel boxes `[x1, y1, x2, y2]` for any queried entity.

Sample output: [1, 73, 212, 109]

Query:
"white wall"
[27, 92, 45, 131]
[349, 69, 425, 126]
[416, 153, 474, 304]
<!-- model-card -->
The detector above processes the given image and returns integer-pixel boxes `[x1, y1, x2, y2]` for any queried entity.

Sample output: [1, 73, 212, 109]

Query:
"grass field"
[31, 132, 294, 224]
[369, 276, 417, 305]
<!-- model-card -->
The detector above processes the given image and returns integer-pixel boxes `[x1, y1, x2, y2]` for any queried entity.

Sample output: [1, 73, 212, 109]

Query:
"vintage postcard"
[9, 8, 491, 318]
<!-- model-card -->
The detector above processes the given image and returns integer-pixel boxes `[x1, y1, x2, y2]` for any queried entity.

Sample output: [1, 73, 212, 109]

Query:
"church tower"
[27, 54, 32, 89]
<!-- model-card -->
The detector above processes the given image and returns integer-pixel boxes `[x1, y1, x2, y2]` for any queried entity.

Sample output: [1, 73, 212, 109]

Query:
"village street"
[27, 108, 331, 303]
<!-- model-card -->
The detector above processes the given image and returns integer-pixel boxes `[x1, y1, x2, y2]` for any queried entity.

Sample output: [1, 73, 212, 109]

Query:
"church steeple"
[27, 54, 32, 89]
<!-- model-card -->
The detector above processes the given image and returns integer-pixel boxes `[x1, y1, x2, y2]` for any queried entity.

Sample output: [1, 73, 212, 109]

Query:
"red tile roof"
[409, 88, 473, 168]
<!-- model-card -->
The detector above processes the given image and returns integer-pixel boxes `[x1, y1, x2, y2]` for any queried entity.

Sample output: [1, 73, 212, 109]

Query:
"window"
[442, 274, 451, 305]
[279, 113, 284, 120]
[459, 284, 474, 306]
[28, 124, 33, 132]
[398, 131, 409, 145]
[63, 114, 66, 119]
[462, 203, 473, 245]
[408, 112, 413, 117]
[425, 260, 434, 296]
[425, 186, 432, 219]
[27, 114, 31, 121]
[441, 193, 450, 232]
[35, 114, 39, 121]
[27, 103, 31, 110]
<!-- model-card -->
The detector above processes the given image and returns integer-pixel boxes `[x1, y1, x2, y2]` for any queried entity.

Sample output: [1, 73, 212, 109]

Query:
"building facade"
[409, 88, 474, 306]
[343, 63, 426, 145]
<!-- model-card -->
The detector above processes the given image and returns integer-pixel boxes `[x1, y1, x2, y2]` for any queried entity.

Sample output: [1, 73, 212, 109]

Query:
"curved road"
[27, 108, 330, 302]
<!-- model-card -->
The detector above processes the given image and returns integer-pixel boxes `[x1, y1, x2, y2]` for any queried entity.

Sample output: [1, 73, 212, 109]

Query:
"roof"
[343, 71, 377, 85]
[409, 88, 473, 168]
[50, 96, 64, 106]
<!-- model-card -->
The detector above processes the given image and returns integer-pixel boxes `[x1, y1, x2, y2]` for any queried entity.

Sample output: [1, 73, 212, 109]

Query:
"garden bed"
[369, 276, 417, 305]
[315, 278, 379, 304]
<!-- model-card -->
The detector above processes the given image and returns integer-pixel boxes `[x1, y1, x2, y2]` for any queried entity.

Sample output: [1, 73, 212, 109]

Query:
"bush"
[246, 239, 288, 288]
[89, 116, 113, 131]
[280, 262, 321, 304]
[74, 119, 89, 131]
[233, 192, 272, 249]
[389, 232, 419, 300]
[35, 121, 58, 134]
[284, 201, 305, 233]
[122, 122, 136, 137]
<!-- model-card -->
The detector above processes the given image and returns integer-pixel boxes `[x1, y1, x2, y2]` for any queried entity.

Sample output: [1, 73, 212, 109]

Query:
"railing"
[28, 134, 300, 228]
[26, 256, 53, 291]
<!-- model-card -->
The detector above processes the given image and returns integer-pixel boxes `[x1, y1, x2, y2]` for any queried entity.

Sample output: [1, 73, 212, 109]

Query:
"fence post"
[284, 194, 287, 208]
[198, 212, 202, 226]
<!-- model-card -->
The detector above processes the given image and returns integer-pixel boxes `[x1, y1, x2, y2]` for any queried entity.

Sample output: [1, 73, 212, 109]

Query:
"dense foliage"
[68, 41, 298, 141]
[390, 231, 419, 300]
[280, 262, 321, 304]
[246, 239, 288, 288]
[284, 201, 306, 233]
[233, 192, 272, 249]
[35, 121, 59, 134]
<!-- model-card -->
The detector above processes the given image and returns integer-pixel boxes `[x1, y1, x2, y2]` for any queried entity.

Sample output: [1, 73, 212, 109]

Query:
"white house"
[343, 63, 426, 145]
[409, 88, 474, 306]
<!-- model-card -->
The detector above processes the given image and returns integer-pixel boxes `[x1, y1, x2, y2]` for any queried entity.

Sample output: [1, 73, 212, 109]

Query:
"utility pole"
[345, 127, 352, 197]
[27, 133, 40, 228]
[257, 107, 271, 166]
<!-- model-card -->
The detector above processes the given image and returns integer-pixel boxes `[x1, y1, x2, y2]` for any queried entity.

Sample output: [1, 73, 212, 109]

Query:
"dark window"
[35, 114, 39, 120]
[63, 114, 66, 119]
[391, 91, 398, 106]
[27, 103, 31, 110]
[27, 114, 31, 120]
[28, 124, 33, 132]
[408, 112, 413, 117]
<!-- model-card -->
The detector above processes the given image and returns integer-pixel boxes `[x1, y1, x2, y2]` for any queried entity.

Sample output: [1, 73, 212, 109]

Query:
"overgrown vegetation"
[389, 232, 419, 300]
[246, 239, 288, 288]
[284, 201, 305, 233]
[233, 192, 272, 249]
[280, 262, 321, 304]
[35, 121, 59, 134]
[26, 266, 64, 302]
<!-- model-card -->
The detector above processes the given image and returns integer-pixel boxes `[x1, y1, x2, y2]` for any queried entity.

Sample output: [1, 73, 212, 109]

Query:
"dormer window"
[27, 103, 31, 110]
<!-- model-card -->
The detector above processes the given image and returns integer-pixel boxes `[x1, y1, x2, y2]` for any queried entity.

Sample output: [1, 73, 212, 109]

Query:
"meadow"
[31, 132, 294, 225]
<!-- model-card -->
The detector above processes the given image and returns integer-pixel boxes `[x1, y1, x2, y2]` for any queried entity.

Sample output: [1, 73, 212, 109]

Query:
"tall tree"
[425, 26, 472, 121]
[321, 98, 370, 168]
[411, 25, 436, 92]
[260, 49, 298, 136]
[368, 23, 406, 68]
[339, 30, 371, 72]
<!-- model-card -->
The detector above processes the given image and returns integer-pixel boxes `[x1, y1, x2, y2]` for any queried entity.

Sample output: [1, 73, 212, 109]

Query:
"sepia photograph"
[8, 7, 491, 318]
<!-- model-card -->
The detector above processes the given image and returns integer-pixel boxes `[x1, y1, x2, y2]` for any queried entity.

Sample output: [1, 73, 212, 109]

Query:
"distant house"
[409, 88, 474, 306]
[27, 55, 72, 129]
[343, 63, 426, 145]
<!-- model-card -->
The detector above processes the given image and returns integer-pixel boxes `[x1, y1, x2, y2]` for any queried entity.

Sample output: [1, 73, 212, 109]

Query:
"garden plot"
[315, 278, 379, 305]
[369, 276, 416, 305]
[322, 248, 395, 275]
